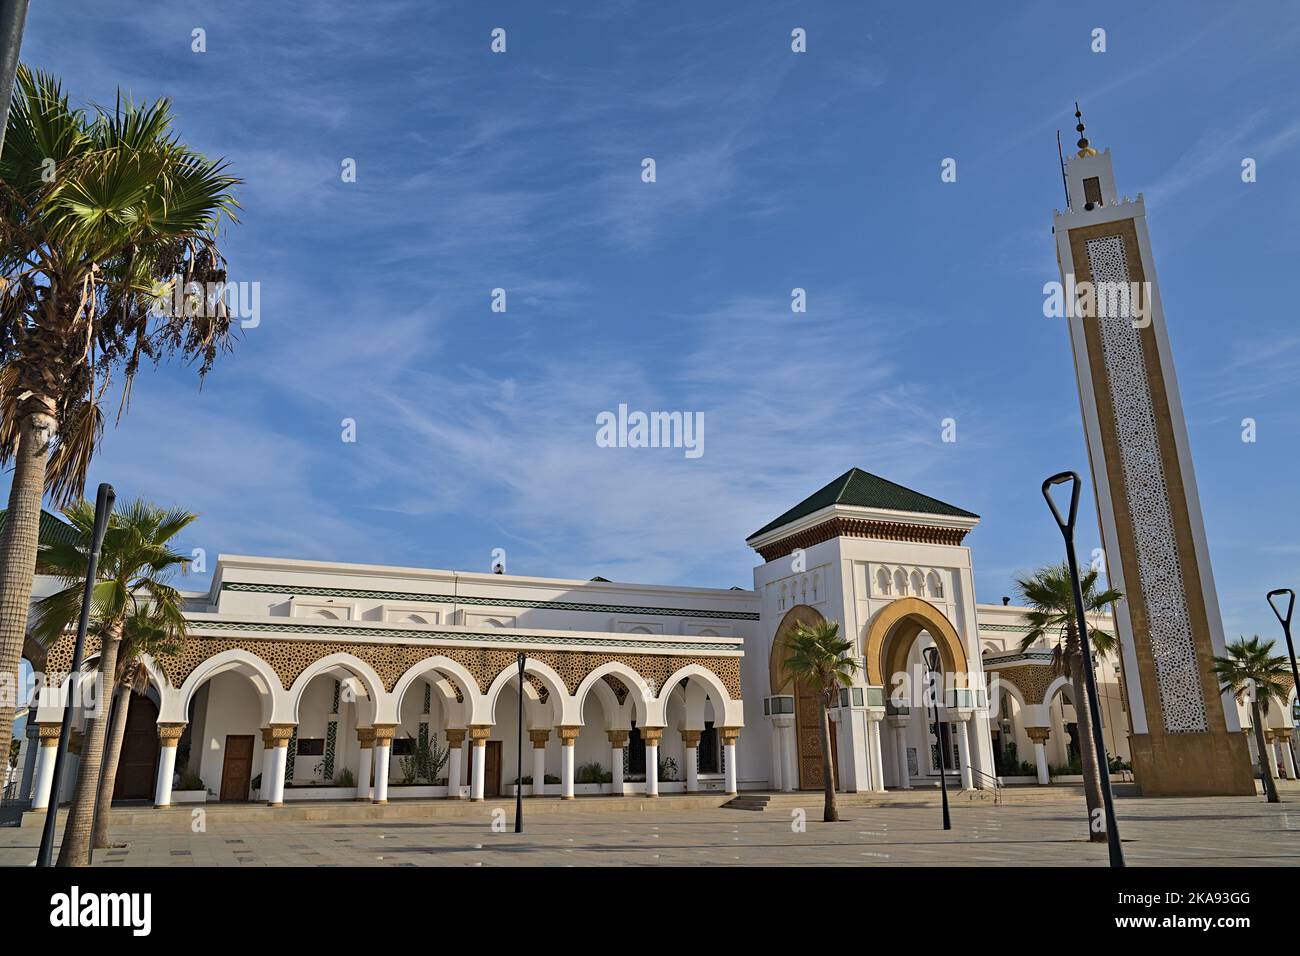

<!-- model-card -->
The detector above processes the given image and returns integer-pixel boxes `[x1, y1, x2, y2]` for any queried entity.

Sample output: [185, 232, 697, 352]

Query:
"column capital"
[720, 726, 741, 745]
[529, 729, 552, 748]
[469, 724, 492, 745]
[557, 725, 581, 746]
[1277, 729, 1293, 742]
[679, 729, 701, 748]
[1025, 726, 1051, 744]
[445, 728, 467, 747]
[373, 723, 397, 746]
[37, 723, 62, 746]
[608, 729, 630, 748]
[268, 723, 297, 747]
[157, 723, 187, 747]
[639, 726, 664, 745]
[356, 727, 376, 748]
[1264, 729, 1276, 742]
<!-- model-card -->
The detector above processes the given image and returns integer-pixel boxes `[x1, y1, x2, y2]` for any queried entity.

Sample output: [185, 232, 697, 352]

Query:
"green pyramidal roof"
[748, 468, 978, 540]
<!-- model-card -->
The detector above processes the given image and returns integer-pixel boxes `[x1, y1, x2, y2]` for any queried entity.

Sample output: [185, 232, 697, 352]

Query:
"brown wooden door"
[220, 735, 255, 802]
[113, 694, 160, 801]
[484, 741, 502, 798]
[795, 681, 841, 791]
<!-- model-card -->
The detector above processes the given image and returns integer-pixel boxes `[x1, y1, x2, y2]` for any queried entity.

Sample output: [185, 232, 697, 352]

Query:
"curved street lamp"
[1041, 471, 1124, 868]
[1266, 589, 1299, 727]
[921, 645, 951, 831]
[515, 653, 525, 833]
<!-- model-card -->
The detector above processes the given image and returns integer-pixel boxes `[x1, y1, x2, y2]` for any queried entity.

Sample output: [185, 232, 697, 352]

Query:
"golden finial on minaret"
[1074, 102, 1098, 157]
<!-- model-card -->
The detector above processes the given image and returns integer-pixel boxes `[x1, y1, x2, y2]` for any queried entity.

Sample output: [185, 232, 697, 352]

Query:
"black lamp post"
[514, 652, 525, 833]
[921, 645, 951, 831]
[1041, 471, 1124, 868]
[38, 482, 114, 867]
[1266, 589, 1299, 727]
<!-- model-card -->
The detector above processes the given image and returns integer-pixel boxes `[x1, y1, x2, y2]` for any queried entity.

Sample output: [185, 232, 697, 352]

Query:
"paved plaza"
[3, 787, 1298, 867]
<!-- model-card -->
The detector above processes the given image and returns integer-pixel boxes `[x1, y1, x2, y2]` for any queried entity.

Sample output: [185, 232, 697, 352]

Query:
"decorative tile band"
[221, 581, 760, 621]
[190, 618, 741, 655]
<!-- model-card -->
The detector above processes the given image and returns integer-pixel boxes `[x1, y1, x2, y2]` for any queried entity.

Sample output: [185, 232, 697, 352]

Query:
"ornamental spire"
[1074, 102, 1098, 157]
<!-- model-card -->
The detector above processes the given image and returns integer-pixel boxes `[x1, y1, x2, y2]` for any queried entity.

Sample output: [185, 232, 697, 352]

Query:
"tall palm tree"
[93, 604, 182, 848]
[32, 498, 194, 865]
[1015, 563, 1121, 843]
[1213, 636, 1290, 804]
[782, 619, 858, 822]
[0, 66, 239, 769]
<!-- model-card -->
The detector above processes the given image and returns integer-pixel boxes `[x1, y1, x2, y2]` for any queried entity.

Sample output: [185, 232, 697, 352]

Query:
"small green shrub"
[575, 761, 612, 784]
[335, 767, 356, 788]
[176, 769, 206, 792]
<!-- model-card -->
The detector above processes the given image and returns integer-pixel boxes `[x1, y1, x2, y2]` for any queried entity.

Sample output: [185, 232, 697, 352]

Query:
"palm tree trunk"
[56, 624, 123, 867]
[0, 411, 55, 783]
[1065, 622, 1106, 843]
[93, 682, 131, 848]
[1250, 700, 1279, 803]
[818, 695, 838, 822]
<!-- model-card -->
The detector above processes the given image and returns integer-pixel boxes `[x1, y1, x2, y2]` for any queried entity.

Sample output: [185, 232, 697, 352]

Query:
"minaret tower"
[1051, 108, 1254, 796]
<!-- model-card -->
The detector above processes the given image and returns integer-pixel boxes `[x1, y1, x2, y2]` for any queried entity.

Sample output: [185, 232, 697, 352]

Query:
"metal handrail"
[966, 766, 1003, 804]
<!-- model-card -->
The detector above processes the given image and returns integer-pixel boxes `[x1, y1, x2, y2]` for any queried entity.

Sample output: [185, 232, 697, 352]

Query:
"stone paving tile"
[3, 792, 1297, 867]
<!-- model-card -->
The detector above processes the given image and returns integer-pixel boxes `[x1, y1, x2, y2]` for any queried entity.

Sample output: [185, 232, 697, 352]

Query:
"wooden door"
[484, 741, 502, 798]
[220, 735, 255, 802]
[113, 694, 160, 801]
[795, 681, 841, 791]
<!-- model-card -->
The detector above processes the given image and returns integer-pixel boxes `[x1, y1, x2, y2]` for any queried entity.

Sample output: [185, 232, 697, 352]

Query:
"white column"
[779, 721, 797, 792]
[1029, 729, 1050, 785]
[372, 737, 392, 804]
[153, 726, 183, 808]
[957, 718, 974, 790]
[30, 725, 58, 811]
[891, 719, 911, 789]
[1281, 735, 1297, 779]
[19, 723, 38, 800]
[445, 730, 465, 798]
[259, 732, 277, 802]
[609, 730, 626, 796]
[531, 730, 549, 796]
[722, 728, 739, 795]
[559, 726, 577, 799]
[1265, 735, 1280, 779]
[355, 729, 374, 801]
[644, 728, 662, 797]
[470, 744, 486, 801]
[867, 716, 886, 792]
[267, 733, 291, 807]
[682, 729, 700, 793]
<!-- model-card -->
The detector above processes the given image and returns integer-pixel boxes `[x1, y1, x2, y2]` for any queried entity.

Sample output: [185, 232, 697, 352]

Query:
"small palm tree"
[93, 605, 183, 848]
[1015, 563, 1121, 843]
[0, 65, 239, 771]
[782, 619, 858, 822]
[32, 499, 194, 865]
[1213, 636, 1290, 804]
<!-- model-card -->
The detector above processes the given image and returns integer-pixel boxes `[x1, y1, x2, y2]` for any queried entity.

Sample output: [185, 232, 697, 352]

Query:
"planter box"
[172, 790, 207, 804]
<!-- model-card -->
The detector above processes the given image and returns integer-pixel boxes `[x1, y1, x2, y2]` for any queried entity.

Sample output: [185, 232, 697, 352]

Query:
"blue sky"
[10, 1, 1300, 641]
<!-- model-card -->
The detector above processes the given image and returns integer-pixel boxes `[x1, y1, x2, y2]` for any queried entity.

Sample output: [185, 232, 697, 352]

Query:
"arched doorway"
[863, 597, 974, 788]
[770, 604, 840, 791]
[113, 695, 160, 800]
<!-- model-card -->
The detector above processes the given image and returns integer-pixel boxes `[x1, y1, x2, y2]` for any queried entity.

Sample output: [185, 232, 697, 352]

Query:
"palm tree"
[1213, 636, 1290, 804]
[1015, 562, 1121, 843]
[0, 66, 239, 770]
[93, 605, 183, 848]
[782, 619, 858, 822]
[32, 498, 194, 865]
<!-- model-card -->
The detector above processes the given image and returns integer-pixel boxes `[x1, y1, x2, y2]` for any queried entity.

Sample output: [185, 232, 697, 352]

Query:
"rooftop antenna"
[1057, 128, 1071, 208]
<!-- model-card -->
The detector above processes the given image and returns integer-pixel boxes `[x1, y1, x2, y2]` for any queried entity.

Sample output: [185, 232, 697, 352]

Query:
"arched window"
[927, 571, 944, 599]
[312, 609, 339, 620]
[911, 570, 925, 596]
[894, 569, 908, 596]
[876, 568, 891, 595]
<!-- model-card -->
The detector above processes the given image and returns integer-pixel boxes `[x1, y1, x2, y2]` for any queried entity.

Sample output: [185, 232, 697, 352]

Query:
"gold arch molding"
[863, 597, 969, 688]
[768, 604, 827, 694]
